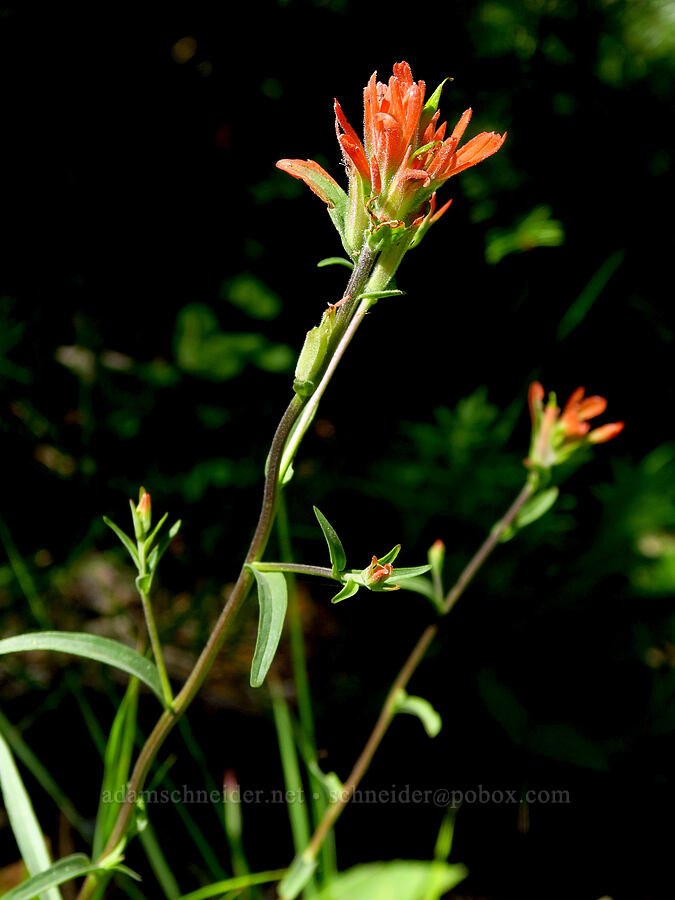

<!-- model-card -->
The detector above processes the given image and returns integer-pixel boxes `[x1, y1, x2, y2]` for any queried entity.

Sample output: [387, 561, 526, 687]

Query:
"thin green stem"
[138, 587, 173, 708]
[296, 479, 535, 870]
[79, 244, 380, 897]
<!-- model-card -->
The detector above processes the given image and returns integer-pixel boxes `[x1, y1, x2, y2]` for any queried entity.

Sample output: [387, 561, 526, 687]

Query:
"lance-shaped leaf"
[0, 632, 165, 704]
[0, 730, 62, 900]
[500, 487, 559, 542]
[393, 689, 443, 738]
[147, 519, 182, 572]
[103, 516, 139, 569]
[376, 544, 401, 567]
[313, 507, 347, 575]
[317, 257, 353, 270]
[357, 289, 406, 302]
[0, 854, 140, 900]
[388, 564, 432, 583]
[330, 579, 360, 604]
[246, 566, 288, 688]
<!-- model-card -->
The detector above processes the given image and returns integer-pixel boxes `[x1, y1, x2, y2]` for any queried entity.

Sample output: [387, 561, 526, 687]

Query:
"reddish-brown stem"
[299, 479, 535, 866]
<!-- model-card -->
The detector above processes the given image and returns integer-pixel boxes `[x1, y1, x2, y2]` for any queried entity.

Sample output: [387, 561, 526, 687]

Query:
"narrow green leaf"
[147, 520, 181, 571]
[389, 576, 437, 603]
[0, 730, 62, 900]
[313, 507, 347, 574]
[377, 544, 401, 567]
[515, 487, 559, 528]
[557, 250, 624, 340]
[0, 632, 165, 704]
[103, 516, 140, 569]
[278, 854, 318, 900]
[500, 487, 559, 542]
[357, 289, 405, 302]
[93, 679, 139, 859]
[330, 580, 360, 604]
[317, 257, 353, 270]
[138, 818, 181, 900]
[0, 855, 94, 900]
[389, 564, 432, 581]
[143, 512, 168, 551]
[245, 566, 288, 688]
[394, 690, 442, 738]
[0, 708, 89, 837]
[177, 870, 288, 900]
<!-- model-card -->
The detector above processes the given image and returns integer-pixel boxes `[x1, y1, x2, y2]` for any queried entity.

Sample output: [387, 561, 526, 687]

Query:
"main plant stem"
[297, 479, 535, 869]
[80, 246, 378, 896]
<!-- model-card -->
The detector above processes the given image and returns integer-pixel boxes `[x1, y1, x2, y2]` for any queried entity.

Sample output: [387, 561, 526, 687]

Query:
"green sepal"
[419, 77, 451, 132]
[394, 689, 442, 738]
[313, 506, 347, 575]
[245, 566, 288, 688]
[317, 257, 353, 270]
[103, 516, 140, 570]
[376, 544, 401, 567]
[331, 580, 360, 604]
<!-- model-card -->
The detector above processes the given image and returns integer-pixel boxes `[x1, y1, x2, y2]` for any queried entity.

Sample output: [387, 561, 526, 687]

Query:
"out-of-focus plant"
[0, 61, 627, 900]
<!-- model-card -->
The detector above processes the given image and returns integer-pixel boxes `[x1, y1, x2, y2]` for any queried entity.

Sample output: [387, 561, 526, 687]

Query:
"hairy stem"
[80, 244, 379, 896]
[298, 479, 535, 868]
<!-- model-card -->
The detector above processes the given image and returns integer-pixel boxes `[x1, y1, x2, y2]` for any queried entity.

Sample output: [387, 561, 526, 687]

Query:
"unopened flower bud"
[361, 555, 399, 591]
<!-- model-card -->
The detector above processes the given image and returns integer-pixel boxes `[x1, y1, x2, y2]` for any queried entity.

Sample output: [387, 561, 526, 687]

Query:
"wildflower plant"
[0, 61, 624, 900]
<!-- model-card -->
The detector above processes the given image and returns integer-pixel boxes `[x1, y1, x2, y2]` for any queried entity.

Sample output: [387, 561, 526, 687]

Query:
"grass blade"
[0, 729, 62, 900]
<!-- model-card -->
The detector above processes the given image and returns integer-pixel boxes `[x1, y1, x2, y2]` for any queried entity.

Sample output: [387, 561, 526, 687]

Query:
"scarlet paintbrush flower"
[277, 61, 505, 256]
[527, 382, 624, 469]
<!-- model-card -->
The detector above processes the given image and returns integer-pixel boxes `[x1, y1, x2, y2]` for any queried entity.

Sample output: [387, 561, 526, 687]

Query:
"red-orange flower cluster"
[277, 61, 505, 250]
[337, 63, 505, 209]
[527, 382, 624, 469]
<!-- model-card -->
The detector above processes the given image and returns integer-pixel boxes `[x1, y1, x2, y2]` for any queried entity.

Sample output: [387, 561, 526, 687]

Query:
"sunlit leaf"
[313, 507, 347, 575]
[246, 567, 288, 688]
[0, 730, 62, 900]
[0, 632, 165, 704]
[394, 690, 442, 738]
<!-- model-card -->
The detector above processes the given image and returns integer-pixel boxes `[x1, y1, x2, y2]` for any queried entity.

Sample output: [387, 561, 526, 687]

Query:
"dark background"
[1, 1, 674, 898]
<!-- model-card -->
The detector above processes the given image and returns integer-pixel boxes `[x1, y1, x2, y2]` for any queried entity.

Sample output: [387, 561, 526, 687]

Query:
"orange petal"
[562, 387, 585, 414]
[528, 381, 545, 424]
[339, 134, 371, 181]
[576, 395, 607, 420]
[445, 131, 506, 178]
[430, 196, 453, 224]
[450, 108, 473, 143]
[588, 422, 625, 443]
